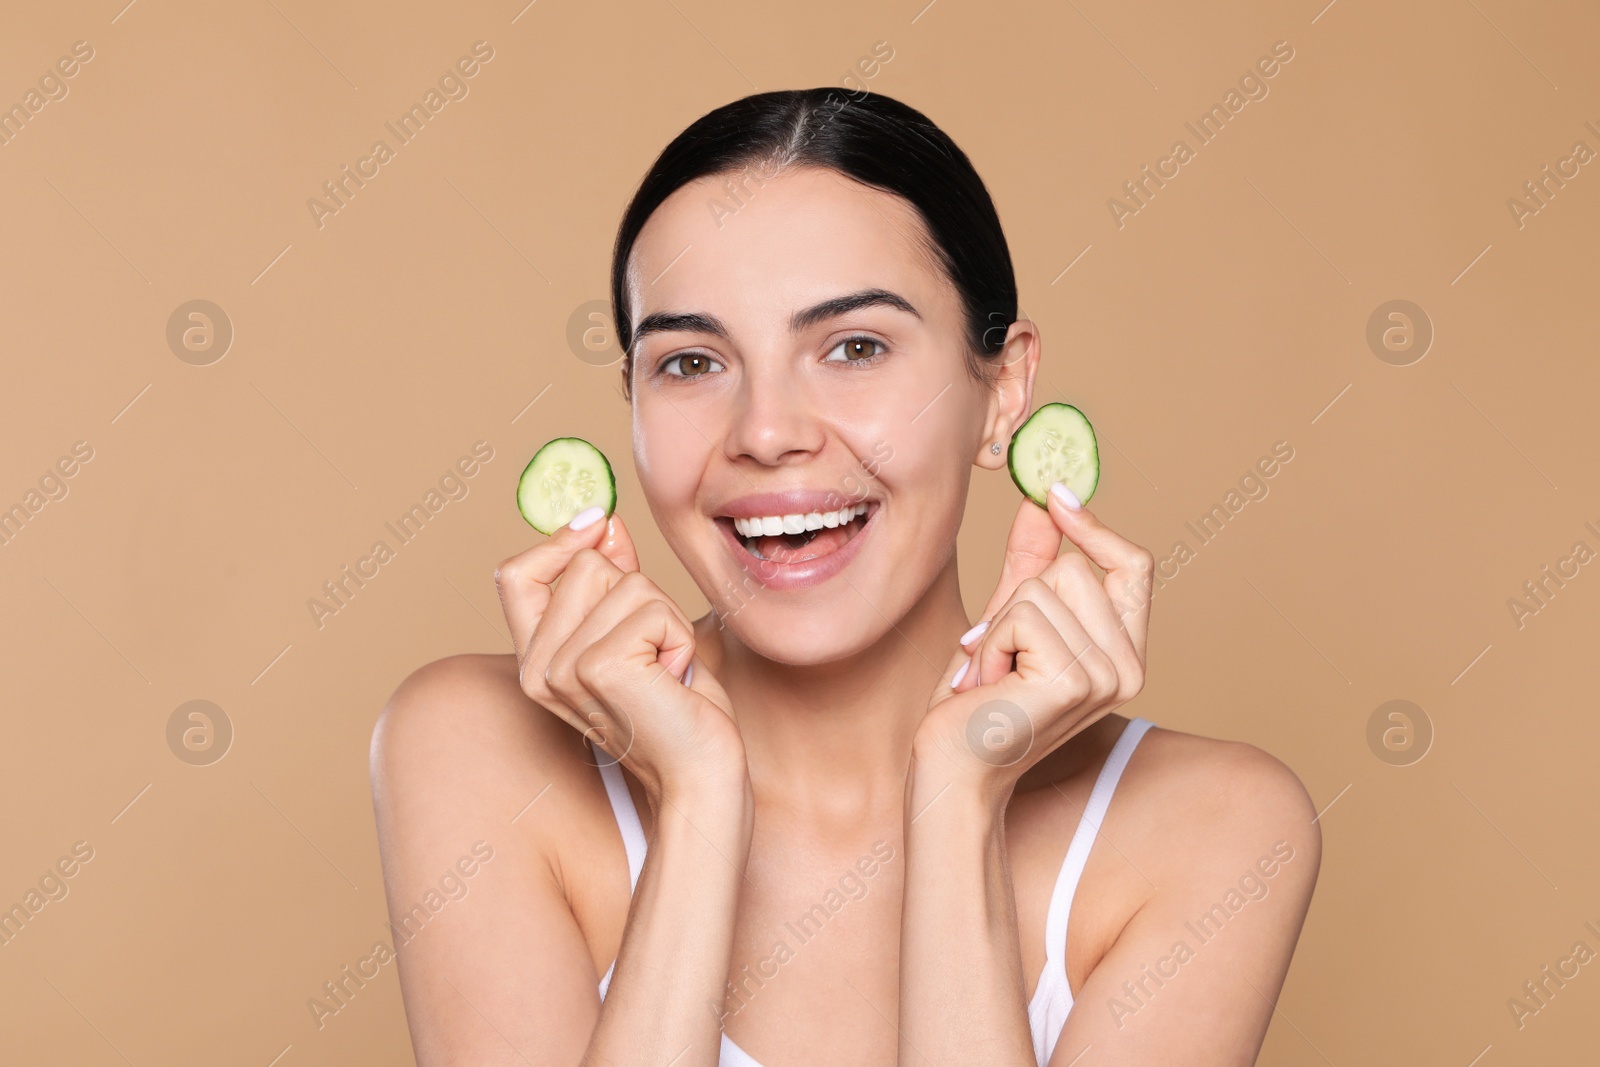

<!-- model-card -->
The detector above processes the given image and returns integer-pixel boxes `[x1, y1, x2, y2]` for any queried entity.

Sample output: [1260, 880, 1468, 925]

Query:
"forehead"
[624, 165, 948, 332]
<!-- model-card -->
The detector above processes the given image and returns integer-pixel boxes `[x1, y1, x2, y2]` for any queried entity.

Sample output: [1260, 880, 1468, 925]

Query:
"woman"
[370, 87, 1320, 1066]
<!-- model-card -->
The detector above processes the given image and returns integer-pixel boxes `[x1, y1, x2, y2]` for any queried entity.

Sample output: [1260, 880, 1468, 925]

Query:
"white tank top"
[595, 716, 1156, 1067]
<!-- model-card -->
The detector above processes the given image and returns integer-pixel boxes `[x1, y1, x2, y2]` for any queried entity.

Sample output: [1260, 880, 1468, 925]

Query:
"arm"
[371, 656, 753, 1067]
[899, 753, 1036, 1065]
[372, 511, 752, 1066]
[903, 493, 1319, 1064]
[587, 771, 753, 1066]
[900, 735, 1321, 1067]
[902, 492, 1156, 1064]
[370, 655, 606, 1066]
[1050, 745, 1321, 1065]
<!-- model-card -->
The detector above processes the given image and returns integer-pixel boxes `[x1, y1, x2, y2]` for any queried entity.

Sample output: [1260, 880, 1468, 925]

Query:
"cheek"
[872, 397, 978, 506]
[883, 424, 962, 484]
[634, 397, 710, 512]
[866, 424, 973, 582]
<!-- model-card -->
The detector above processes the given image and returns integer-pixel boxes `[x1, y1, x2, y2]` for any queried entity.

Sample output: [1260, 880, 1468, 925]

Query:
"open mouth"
[717, 502, 874, 565]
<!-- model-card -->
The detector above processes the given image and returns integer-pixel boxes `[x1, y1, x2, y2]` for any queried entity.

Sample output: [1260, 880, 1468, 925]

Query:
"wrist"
[907, 739, 1014, 827]
[652, 771, 753, 839]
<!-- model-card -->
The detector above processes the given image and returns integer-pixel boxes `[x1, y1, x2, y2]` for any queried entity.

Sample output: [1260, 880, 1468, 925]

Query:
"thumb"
[598, 512, 641, 573]
[926, 640, 972, 711]
[977, 497, 1063, 621]
[679, 652, 737, 718]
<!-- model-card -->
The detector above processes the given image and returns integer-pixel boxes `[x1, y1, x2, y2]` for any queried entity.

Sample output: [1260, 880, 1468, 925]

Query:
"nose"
[723, 362, 826, 466]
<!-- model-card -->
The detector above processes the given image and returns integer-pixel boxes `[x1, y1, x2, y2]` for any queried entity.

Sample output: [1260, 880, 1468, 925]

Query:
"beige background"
[2, 0, 1597, 1063]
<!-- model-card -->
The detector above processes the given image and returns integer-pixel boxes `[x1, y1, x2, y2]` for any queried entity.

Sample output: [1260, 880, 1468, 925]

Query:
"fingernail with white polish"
[950, 658, 970, 688]
[569, 505, 606, 530]
[959, 620, 989, 645]
[1049, 482, 1081, 510]
[682, 661, 694, 687]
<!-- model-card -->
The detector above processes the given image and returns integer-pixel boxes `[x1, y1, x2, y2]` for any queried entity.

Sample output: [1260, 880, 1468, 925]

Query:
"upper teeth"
[733, 503, 869, 538]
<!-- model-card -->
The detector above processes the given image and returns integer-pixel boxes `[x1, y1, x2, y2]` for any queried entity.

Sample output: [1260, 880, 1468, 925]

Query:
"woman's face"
[625, 165, 1004, 665]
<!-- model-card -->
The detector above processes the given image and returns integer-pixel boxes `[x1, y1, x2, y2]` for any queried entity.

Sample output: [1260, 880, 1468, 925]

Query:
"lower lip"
[716, 507, 877, 592]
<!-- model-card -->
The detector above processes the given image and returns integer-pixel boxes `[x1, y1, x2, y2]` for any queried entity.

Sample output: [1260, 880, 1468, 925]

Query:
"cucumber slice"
[516, 437, 617, 534]
[1007, 402, 1099, 507]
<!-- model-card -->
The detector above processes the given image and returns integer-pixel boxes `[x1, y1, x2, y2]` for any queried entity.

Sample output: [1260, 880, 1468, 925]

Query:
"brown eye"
[826, 336, 886, 363]
[664, 353, 724, 377]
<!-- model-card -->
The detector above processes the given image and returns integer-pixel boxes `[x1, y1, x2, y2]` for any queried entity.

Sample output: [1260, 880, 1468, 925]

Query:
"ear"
[974, 318, 1040, 470]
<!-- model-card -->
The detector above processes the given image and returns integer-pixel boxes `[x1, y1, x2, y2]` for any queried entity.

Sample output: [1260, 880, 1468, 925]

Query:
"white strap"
[596, 721, 1153, 1067]
[720, 1034, 765, 1066]
[594, 741, 647, 1003]
[593, 742, 769, 1067]
[1029, 717, 1154, 1066]
[1043, 717, 1154, 964]
[592, 739, 647, 893]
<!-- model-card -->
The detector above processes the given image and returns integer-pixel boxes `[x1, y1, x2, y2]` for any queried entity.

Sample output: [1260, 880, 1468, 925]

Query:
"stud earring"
[990, 442, 1002, 455]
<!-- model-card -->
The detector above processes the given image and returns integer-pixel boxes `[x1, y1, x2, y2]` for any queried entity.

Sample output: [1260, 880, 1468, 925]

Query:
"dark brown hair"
[609, 88, 1018, 397]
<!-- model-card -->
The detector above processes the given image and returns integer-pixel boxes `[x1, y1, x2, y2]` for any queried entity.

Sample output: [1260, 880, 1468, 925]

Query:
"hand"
[916, 485, 1155, 797]
[494, 508, 746, 805]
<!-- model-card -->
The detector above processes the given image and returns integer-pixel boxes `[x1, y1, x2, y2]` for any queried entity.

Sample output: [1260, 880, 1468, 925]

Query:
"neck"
[695, 554, 971, 818]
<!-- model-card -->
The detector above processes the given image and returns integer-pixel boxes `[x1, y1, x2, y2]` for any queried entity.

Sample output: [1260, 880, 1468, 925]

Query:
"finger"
[1043, 487, 1156, 661]
[598, 512, 641, 574]
[526, 549, 628, 696]
[576, 600, 706, 765]
[960, 578, 1116, 701]
[574, 599, 697, 710]
[681, 653, 739, 719]
[932, 640, 974, 706]
[520, 516, 649, 698]
[957, 596, 1074, 696]
[495, 509, 611, 660]
[546, 570, 696, 701]
[976, 497, 1065, 622]
[1038, 552, 1143, 704]
[556, 596, 694, 762]
[566, 600, 682, 763]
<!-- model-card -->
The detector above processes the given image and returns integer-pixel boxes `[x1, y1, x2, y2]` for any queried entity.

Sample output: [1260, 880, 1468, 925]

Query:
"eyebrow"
[629, 288, 921, 351]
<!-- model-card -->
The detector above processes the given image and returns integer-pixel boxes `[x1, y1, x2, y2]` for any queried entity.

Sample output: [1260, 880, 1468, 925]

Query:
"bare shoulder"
[369, 652, 605, 860]
[1119, 721, 1322, 892]
[368, 654, 632, 1063]
[1052, 724, 1324, 1052]
[371, 651, 567, 784]
[1126, 724, 1320, 830]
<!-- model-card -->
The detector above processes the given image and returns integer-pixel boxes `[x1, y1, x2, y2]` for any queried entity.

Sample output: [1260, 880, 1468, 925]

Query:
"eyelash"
[657, 352, 725, 379]
[825, 334, 890, 366]
[655, 334, 890, 381]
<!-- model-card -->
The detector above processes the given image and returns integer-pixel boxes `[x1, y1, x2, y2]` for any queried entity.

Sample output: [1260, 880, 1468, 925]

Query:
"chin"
[713, 598, 888, 667]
